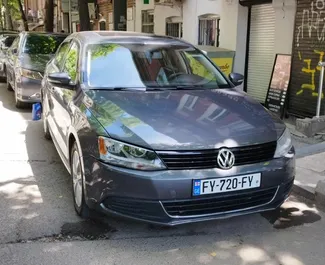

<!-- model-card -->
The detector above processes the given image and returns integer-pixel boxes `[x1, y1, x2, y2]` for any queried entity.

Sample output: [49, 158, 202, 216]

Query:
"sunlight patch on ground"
[238, 245, 271, 263]
[278, 253, 305, 265]
[0, 183, 42, 203]
[282, 200, 319, 214]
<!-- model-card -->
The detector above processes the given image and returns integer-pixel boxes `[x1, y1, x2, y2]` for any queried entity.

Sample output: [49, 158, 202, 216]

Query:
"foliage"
[24, 34, 66, 54]
[90, 44, 120, 60]
[63, 43, 78, 81]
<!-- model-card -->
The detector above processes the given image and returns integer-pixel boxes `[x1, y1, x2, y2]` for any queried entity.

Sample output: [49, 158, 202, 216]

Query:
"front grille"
[157, 141, 276, 170]
[162, 187, 278, 217]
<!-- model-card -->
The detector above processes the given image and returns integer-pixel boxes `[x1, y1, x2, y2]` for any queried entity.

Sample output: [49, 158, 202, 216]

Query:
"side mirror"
[229, 72, 244, 86]
[48, 72, 75, 89]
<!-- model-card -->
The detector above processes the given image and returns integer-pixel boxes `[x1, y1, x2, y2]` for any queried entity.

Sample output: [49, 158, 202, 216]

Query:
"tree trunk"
[44, 0, 54, 32]
[3, 0, 13, 30]
[78, 0, 91, 31]
[17, 0, 28, 31]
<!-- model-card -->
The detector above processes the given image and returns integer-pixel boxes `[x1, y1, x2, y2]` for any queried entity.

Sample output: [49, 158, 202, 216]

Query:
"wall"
[154, 4, 182, 35]
[233, 3, 248, 75]
[134, 0, 154, 32]
[182, 0, 222, 45]
[273, 0, 296, 54]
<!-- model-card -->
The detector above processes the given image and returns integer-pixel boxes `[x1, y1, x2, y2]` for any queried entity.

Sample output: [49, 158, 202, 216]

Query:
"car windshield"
[84, 42, 230, 89]
[23, 34, 66, 55]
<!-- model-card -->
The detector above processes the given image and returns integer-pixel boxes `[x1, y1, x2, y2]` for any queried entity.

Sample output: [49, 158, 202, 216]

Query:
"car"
[41, 31, 295, 226]
[5, 31, 68, 108]
[0, 32, 18, 81]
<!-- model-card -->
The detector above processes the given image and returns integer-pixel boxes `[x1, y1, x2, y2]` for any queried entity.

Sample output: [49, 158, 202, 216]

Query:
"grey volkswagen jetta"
[41, 31, 295, 226]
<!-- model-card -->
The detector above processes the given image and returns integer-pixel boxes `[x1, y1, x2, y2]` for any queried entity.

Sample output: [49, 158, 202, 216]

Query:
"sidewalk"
[284, 118, 325, 204]
[293, 143, 325, 207]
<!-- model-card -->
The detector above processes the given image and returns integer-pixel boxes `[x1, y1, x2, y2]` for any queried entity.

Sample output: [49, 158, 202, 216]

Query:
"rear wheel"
[71, 142, 90, 218]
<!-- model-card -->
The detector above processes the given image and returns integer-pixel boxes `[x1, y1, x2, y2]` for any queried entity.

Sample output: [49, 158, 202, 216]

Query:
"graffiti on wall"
[294, 0, 325, 98]
[296, 49, 324, 98]
[296, 0, 325, 47]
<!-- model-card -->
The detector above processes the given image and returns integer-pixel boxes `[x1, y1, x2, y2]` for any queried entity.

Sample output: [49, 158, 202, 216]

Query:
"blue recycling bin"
[32, 103, 42, 121]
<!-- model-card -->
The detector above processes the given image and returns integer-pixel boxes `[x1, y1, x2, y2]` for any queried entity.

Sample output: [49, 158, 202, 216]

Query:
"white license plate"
[192, 173, 261, 196]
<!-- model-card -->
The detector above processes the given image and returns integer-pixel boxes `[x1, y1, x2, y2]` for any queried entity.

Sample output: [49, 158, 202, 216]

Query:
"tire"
[14, 88, 26, 109]
[71, 142, 90, 218]
[43, 112, 51, 140]
[14, 81, 27, 109]
[6, 72, 13, 91]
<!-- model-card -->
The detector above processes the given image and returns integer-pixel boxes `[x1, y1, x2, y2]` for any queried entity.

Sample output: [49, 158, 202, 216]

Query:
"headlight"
[20, 68, 43, 80]
[98, 137, 166, 170]
[274, 128, 292, 158]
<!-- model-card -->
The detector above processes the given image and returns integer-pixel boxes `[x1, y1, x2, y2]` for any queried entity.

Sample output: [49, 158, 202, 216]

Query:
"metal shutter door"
[288, 0, 322, 117]
[247, 4, 275, 103]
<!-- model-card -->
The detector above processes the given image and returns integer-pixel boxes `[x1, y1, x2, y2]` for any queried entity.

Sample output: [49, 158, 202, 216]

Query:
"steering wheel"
[168, 72, 184, 81]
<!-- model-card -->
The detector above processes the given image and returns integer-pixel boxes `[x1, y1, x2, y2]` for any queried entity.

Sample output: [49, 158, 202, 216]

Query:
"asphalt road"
[0, 83, 324, 265]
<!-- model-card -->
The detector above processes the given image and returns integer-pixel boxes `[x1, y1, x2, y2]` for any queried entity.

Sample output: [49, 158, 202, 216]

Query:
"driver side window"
[62, 42, 79, 83]
[8, 37, 19, 55]
[54, 41, 70, 70]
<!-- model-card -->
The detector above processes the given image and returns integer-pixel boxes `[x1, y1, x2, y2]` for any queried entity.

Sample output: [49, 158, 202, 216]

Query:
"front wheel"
[14, 86, 27, 109]
[71, 142, 90, 218]
[43, 112, 51, 140]
[6, 71, 13, 91]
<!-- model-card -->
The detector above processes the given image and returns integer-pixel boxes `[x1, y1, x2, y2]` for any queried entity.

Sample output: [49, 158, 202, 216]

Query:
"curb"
[295, 141, 325, 159]
[292, 182, 315, 201]
[292, 142, 325, 202]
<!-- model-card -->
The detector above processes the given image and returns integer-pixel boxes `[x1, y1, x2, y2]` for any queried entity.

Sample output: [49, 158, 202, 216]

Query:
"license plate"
[193, 173, 261, 196]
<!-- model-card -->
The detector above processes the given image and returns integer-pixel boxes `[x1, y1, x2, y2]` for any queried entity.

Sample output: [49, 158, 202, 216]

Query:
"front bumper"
[15, 76, 41, 103]
[83, 149, 295, 226]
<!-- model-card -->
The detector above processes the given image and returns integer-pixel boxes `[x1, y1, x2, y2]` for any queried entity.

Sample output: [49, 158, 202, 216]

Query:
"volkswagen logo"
[217, 148, 235, 169]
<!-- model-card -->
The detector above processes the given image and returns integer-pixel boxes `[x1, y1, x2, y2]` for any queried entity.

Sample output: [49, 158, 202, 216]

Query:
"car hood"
[20, 53, 53, 72]
[84, 88, 285, 150]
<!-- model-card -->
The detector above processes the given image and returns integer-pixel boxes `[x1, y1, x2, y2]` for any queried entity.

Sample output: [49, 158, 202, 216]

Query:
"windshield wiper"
[91, 87, 146, 91]
[147, 84, 211, 90]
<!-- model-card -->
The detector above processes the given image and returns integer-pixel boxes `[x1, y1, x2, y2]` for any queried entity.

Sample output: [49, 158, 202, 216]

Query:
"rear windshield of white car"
[84, 43, 230, 89]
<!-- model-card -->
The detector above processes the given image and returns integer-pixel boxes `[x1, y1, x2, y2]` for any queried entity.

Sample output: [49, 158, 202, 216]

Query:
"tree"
[78, 0, 91, 31]
[17, 0, 28, 31]
[3, 0, 14, 30]
[44, 0, 54, 32]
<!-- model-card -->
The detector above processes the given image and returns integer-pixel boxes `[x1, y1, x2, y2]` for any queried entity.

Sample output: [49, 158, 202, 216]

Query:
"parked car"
[0, 32, 18, 81]
[6, 31, 68, 108]
[41, 31, 295, 226]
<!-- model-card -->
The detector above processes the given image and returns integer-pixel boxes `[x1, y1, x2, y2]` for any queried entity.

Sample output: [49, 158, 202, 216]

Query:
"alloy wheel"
[72, 150, 83, 208]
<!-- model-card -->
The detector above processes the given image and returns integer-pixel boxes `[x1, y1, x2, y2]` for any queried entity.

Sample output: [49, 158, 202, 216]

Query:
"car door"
[6, 36, 20, 87]
[43, 40, 71, 152]
[48, 40, 79, 161]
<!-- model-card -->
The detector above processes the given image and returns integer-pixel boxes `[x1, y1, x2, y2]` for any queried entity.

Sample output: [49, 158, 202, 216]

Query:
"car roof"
[68, 30, 192, 47]
[21, 31, 69, 37]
